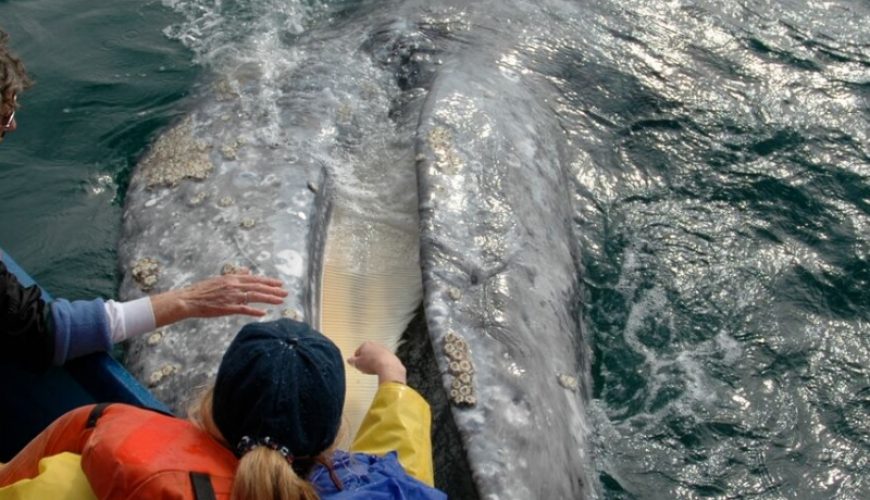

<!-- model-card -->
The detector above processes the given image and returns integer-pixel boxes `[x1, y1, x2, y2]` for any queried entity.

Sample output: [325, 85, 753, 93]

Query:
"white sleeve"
[103, 297, 157, 343]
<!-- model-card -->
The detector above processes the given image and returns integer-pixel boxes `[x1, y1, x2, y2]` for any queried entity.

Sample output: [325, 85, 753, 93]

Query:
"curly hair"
[0, 29, 33, 111]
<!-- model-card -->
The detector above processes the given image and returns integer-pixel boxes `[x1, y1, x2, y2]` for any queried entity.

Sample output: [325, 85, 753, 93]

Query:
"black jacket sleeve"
[0, 260, 54, 370]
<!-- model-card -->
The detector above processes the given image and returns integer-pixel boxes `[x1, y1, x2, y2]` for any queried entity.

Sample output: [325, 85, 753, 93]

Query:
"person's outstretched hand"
[347, 341, 407, 385]
[151, 269, 288, 327]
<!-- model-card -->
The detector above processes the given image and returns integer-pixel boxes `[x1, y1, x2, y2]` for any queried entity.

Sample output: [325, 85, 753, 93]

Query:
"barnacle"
[140, 119, 213, 189]
[132, 258, 160, 292]
[148, 370, 163, 387]
[221, 263, 245, 275]
[189, 192, 207, 206]
[558, 373, 579, 392]
[281, 309, 302, 320]
[146, 331, 163, 346]
[442, 330, 476, 407]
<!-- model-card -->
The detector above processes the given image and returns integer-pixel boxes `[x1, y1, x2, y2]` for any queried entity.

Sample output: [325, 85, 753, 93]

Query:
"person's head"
[190, 319, 346, 500]
[0, 29, 32, 143]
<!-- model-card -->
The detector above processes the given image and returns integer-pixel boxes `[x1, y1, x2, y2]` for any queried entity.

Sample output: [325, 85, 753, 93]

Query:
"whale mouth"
[314, 195, 480, 499]
[316, 201, 423, 441]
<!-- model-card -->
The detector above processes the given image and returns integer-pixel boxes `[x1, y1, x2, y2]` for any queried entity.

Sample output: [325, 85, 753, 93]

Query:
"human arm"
[0, 258, 54, 370]
[56, 271, 287, 364]
[346, 341, 407, 385]
[1, 250, 287, 367]
[149, 271, 287, 328]
[347, 342, 434, 486]
[104, 270, 288, 345]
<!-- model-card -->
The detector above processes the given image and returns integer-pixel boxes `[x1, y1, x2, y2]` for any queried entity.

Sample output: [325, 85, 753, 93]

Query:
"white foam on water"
[715, 329, 742, 365]
[619, 252, 738, 418]
[162, 0, 309, 65]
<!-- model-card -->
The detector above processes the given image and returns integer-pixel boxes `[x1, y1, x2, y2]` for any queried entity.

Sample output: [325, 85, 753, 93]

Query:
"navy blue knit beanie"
[212, 319, 346, 458]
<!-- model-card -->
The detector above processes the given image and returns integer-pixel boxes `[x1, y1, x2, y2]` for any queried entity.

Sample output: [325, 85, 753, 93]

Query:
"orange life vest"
[0, 403, 238, 500]
[84, 403, 238, 499]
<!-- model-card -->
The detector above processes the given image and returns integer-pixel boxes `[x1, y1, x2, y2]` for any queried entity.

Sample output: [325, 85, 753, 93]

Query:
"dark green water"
[561, 2, 870, 497]
[1, 0, 868, 498]
[0, 0, 197, 298]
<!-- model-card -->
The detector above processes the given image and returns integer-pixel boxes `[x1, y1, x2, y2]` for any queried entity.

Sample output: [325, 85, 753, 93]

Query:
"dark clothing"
[1, 256, 112, 370]
[0, 260, 53, 370]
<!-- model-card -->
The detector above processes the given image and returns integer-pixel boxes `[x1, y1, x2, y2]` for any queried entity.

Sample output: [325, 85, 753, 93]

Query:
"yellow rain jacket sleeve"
[350, 382, 435, 486]
[0, 452, 96, 500]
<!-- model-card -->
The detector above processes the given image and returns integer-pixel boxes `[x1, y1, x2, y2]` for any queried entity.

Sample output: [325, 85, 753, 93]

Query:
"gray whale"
[120, 2, 594, 498]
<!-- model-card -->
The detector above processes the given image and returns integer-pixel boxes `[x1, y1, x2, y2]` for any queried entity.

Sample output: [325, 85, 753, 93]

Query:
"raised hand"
[151, 271, 288, 327]
[346, 341, 407, 385]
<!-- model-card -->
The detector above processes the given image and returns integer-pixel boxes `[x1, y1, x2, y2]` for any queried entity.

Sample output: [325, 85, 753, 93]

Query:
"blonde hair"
[231, 448, 319, 500]
[188, 386, 344, 500]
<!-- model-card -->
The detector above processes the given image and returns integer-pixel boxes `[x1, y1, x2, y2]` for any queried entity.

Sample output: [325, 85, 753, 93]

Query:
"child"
[0, 319, 445, 499]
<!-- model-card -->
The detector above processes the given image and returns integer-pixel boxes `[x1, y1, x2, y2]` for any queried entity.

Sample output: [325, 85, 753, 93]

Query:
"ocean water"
[1, 0, 868, 498]
[0, 0, 197, 297]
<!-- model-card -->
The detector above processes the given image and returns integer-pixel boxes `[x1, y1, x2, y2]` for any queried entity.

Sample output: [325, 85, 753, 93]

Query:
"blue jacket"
[0, 255, 111, 370]
[312, 450, 447, 500]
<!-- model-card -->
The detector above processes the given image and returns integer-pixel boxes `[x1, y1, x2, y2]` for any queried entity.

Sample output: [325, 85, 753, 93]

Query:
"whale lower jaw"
[411, 55, 595, 499]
